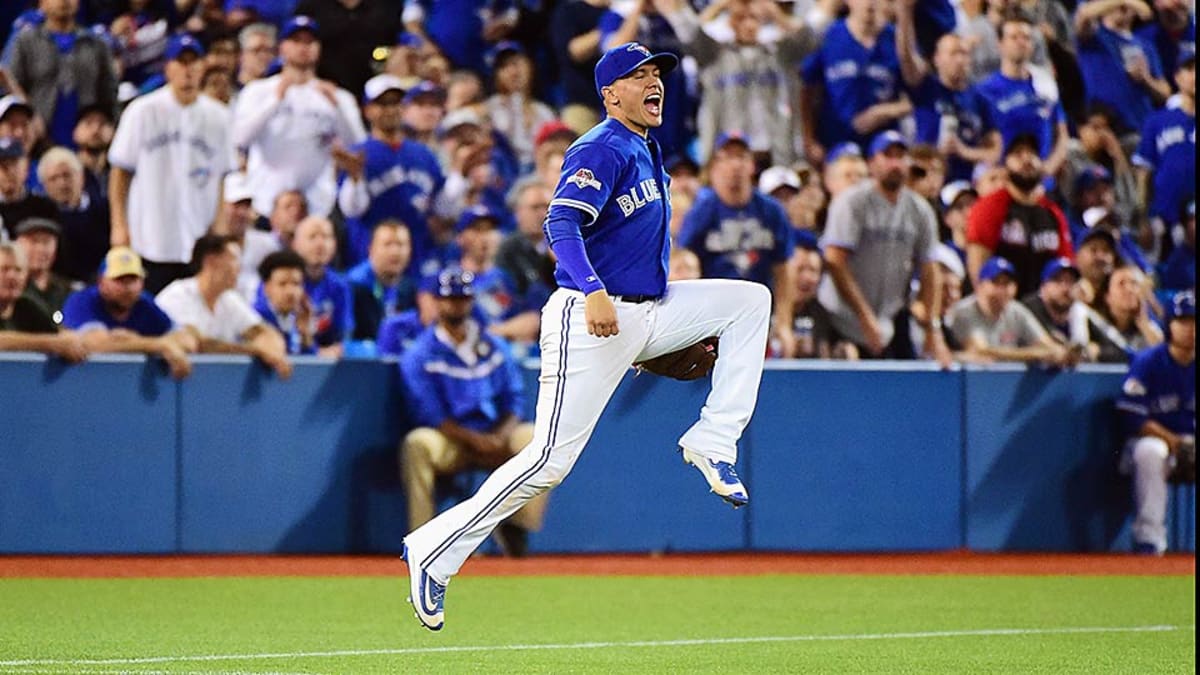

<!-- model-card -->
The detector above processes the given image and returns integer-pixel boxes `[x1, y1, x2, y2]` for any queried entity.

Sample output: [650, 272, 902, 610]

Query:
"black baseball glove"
[1170, 437, 1196, 484]
[634, 337, 719, 381]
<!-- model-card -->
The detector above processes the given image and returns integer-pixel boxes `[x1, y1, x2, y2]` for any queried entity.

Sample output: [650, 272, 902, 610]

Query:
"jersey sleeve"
[61, 290, 99, 331]
[1132, 116, 1159, 169]
[107, 100, 143, 171]
[1116, 352, 1153, 436]
[820, 191, 863, 251]
[966, 193, 1005, 250]
[549, 141, 622, 225]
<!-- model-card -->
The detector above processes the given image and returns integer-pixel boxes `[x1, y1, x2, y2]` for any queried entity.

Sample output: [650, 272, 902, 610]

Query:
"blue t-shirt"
[1136, 17, 1195, 86]
[976, 72, 1066, 161]
[677, 188, 794, 287]
[1077, 24, 1164, 133]
[48, 31, 79, 147]
[252, 296, 316, 355]
[1116, 343, 1196, 437]
[801, 20, 902, 149]
[545, 118, 671, 297]
[398, 322, 525, 432]
[340, 137, 445, 269]
[61, 286, 173, 336]
[908, 75, 991, 182]
[1133, 107, 1196, 223]
[303, 268, 353, 347]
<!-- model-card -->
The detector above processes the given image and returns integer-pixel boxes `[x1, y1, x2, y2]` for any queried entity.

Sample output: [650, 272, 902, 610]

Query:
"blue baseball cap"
[1166, 290, 1196, 320]
[713, 130, 750, 153]
[394, 31, 425, 49]
[403, 80, 446, 105]
[1073, 164, 1112, 195]
[1040, 257, 1081, 285]
[1178, 45, 1196, 69]
[486, 40, 525, 70]
[794, 229, 820, 253]
[455, 204, 500, 232]
[436, 268, 475, 298]
[826, 142, 862, 164]
[164, 34, 205, 61]
[594, 42, 678, 98]
[281, 15, 319, 41]
[868, 130, 908, 157]
[979, 256, 1018, 283]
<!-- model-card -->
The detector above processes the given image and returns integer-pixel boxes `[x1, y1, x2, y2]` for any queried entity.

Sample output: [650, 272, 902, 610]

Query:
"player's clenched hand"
[585, 290, 619, 338]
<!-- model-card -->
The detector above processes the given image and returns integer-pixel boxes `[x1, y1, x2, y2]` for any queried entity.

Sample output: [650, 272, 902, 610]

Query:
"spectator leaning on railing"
[0, 240, 87, 362]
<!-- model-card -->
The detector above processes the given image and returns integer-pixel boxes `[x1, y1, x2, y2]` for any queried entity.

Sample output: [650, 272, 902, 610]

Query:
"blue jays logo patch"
[567, 168, 602, 191]
[627, 43, 651, 57]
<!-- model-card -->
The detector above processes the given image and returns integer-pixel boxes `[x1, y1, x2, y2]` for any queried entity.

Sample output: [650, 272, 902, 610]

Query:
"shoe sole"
[402, 545, 444, 631]
[681, 453, 748, 509]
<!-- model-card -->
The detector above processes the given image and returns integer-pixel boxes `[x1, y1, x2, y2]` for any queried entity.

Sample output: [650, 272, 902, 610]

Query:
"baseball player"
[401, 42, 771, 632]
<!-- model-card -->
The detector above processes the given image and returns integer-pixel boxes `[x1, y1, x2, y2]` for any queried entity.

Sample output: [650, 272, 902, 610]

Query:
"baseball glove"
[1170, 437, 1196, 484]
[634, 337, 719, 381]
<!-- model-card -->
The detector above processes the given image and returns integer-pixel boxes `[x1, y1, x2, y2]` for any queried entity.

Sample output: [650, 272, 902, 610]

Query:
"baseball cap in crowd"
[664, 153, 699, 175]
[455, 204, 500, 232]
[979, 256, 1017, 283]
[281, 15, 319, 41]
[1166, 290, 1196, 320]
[1077, 226, 1117, 251]
[940, 179, 977, 210]
[437, 108, 483, 137]
[931, 242, 965, 281]
[1073, 165, 1112, 196]
[100, 247, 146, 279]
[869, 130, 908, 157]
[594, 42, 678, 97]
[1179, 45, 1197, 69]
[1082, 206, 1114, 230]
[794, 229, 820, 253]
[436, 267, 475, 298]
[1040, 257, 1081, 285]
[486, 40, 525, 70]
[223, 172, 254, 204]
[76, 102, 115, 125]
[403, 80, 446, 105]
[713, 130, 750, 153]
[826, 142, 862, 164]
[164, 34, 205, 61]
[0, 95, 33, 122]
[534, 119, 576, 148]
[1003, 132, 1041, 158]
[0, 137, 24, 160]
[394, 31, 425, 49]
[363, 73, 408, 104]
[758, 165, 802, 195]
[14, 217, 61, 238]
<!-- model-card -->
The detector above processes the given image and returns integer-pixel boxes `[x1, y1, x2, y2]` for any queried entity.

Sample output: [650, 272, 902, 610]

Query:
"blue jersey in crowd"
[1136, 17, 1195, 83]
[408, 0, 515, 74]
[1116, 343, 1196, 437]
[545, 117, 671, 297]
[252, 296, 316, 355]
[1133, 107, 1196, 223]
[346, 260, 418, 316]
[399, 322, 526, 433]
[1077, 24, 1164, 133]
[304, 268, 353, 347]
[377, 308, 425, 356]
[801, 20, 902, 149]
[677, 188, 794, 287]
[908, 75, 991, 182]
[225, 0, 296, 27]
[976, 72, 1065, 160]
[61, 286, 173, 336]
[341, 137, 444, 269]
[420, 266, 522, 325]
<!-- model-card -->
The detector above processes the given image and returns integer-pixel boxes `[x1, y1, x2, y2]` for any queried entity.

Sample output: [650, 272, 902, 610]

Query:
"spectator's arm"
[894, 0, 928, 90]
[568, 29, 603, 63]
[917, 260, 952, 367]
[80, 328, 192, 378]
[1043, 120, 1071, 179]
[232, 84, 284, 148]
[605, 0, 645, 50]
[488, 310, 541, 343]
[655, 0, 719, 65]
[954, 129, 1001, 166]
[108, 167, 133, 247]
[0, 330, 88, 362]
[771, 261, 795, 357]
[850, 98, 913, 136]
[965, 243, 990, 290]
[798, 81, 825, 164]
[1137, 420, 1188, 454]
[964, 334, 1066, 364]
[823, 245, 881, 351]
[1072, 0, 1120, 39]
[240, 323, 292, 379]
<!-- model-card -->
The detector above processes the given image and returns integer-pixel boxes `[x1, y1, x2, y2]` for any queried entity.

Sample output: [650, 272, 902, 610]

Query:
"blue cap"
[403, 80, 446, 105]
[979, 256, 1017, 282]
[1003, 132, 1041, 157]
[1040, 257, 1081, 285]
[1178, 45, 1196, 69]
[1073, 165, 1112, 195]
[395, 31, 425, 49]
[0, 136, 25, 160]
[868, 130, 908, 157]
[713, 130, 750, 153]
[594, 42, 678, 98]
[436, 267, 475, 298]
[1167, 290, 1196, 320]
[794, 229, 820, 253]
[455, 204, 500, 232]
[826, 142, 862, 164]
[486, 40, 525, 70]
[164, 34, 205, 61]
[281, 15, 319, 40]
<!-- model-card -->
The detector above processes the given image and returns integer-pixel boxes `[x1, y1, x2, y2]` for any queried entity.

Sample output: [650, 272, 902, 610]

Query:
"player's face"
[40, 159, 80, 205]
[165, 53, 205, 100]
[933, 34, 970, 83]
[15, 232, 57, 272]
[0, 157, 28, 199]
[99, 275, 144, 312]
[0, 250, 26, 306]
[264, 267, 305, 315]
[369, 224, 412, 277]
[281, 32, 320, 70]
[292, 217, 336, 267]
[1040, 270, 1076, 311]
[605, 65, 665, 133]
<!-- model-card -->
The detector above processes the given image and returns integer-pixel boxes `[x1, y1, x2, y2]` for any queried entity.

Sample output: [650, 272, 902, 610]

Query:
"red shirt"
[966, 188, 1073, 297]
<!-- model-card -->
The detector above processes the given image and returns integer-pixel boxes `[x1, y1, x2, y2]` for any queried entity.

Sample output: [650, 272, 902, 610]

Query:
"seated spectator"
[398, 268, 547, 557]
[37, 146, 111, 284]
[1075, 227, 1119, 306]
[346, 220, 418, 342]
[1022, 257, 1096, 359]
[668, 247, 701, 282]
[12, 217, 77, 321]
[495, 178, 555, 312]
[290, 215, 352, 357]
[1087, 262, 1164, 363]
[899, 242, 965, 359]
[254, 249, 316, 356]
[948, 256, 1072, 365]
[60, 246, 193, 378]
[0, 137, 58, 241]
[1160, 200, 1195, 292]
[783, 232, 856, 360]
[0, 241, 87, 361]
[214, 172, 280, 301]
[1077, 205, 1152, 275]
[1115, 290, 1195, 556]
[257, 189, 308, 248]
[156, 234, 291, 377]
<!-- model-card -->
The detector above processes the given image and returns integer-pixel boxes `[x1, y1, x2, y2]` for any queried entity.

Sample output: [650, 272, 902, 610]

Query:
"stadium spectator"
[254, 248, 316, 355]
[1075, 0, 1169, 137]
[402, 0, 517, 76]
[1133, 49, 1195, 263]
[549, 0, 609, 132]
[821, 143, 868, 201]
[399, 80, 447, 150]
[531, 119, 575, 195]
[201, 64, 235, 105]
[0, 240, 87, 360]
[905, 144, 946, 207]
[233, 15, 366, 219]
[60, 245, 193, 377]
[293, 0, 400, 99]
[261, 189, 307, 248]
[108, 35, 236, 294]
[156, 233, 291, 376]
[938, 180, 977, 255]
[1136, 0, 1196, 85]
[899, 241, 965, 358]
[495, 177, 554, 311]
[6, 0, 117, 147]
[0, 137, 58, 241]
[236, 22, 278, 90]
[818, 131, 950, 365]
[398, 267, 546, 557]
[108, 0, 174, 87]
[1022, 256, 1095, 358]
[12, 217, 75, 320]
[289, 214, 352, 356]
[37, 146, 110, 284]
[214, 172, 280, 301]
[72, 103, 114, 203]
[1064, 105, 1138, 236]
[0, 95, 36, 158]
[966, 133, 1073, 298]
[480, 41, 555, 171]
[1074, 226, 1119, 306]
[1115, 290, 1195, 556]
[1159, 200, 1195, 292]
[1088, 262, 1164, 363]
[668, 246, 701, 282]
[783, 232, 856, 360]
[346, 220, 417, 342]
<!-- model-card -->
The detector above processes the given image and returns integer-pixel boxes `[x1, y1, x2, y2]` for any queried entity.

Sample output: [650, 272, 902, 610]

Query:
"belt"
[612, 294, 661, 304]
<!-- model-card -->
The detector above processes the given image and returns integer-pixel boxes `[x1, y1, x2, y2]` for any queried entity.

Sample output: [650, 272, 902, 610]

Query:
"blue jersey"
[977, 72, 1066, 160]
[677, 188, 794, 287]
[908, 75, 991, 182]
[61, 286, 173, 336]
[409, 0, 515, 74]
[1136, 18, 1195, 86]
[545, 118, 671, 297]
[1116, 343, 1196, 437]
[341, 137, 444, 269]
[1133, 108, 1196, 223]
[801, 20, 902, 149]
[377, 308, 425, 356]
[1077, 24, 1164, 133]
[252, 296, 316, 355]
[398, 322, 526, 432]
[420, 265, 523, 325]
[304, 268, 353, 347]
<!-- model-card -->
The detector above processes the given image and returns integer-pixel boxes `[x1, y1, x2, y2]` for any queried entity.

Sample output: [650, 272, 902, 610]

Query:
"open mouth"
[643, 92, 662, 118]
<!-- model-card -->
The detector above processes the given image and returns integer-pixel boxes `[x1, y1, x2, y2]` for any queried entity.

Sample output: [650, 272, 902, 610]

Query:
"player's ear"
[601, 85, 618, 107]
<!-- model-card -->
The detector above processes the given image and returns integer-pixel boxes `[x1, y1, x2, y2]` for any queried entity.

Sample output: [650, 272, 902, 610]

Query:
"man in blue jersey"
[254, 249, 316, 355]
[1075, 0, 1171, 136]
[289, 215, 353, 357]
[1116, 290, 1196, 555]
[346, 220, 417, 342]
[1133, 49, 1195, 262]
[1135, 0, 1195, 89]
[400, 42, 771, 632]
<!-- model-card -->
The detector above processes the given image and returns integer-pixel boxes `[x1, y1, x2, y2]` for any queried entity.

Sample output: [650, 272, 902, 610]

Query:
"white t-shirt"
[233, 76, 367, 217]
[108, 89, 236, 263]
[156, 277, 263, 344]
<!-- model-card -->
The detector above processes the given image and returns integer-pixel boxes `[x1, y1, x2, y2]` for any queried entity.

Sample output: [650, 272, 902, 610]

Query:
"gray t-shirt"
[817, 181, 939, 346]
[948, 295, 1048, 349]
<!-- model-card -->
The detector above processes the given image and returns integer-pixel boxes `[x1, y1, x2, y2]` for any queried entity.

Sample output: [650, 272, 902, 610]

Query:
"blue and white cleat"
[681, 448, 749, 508]
[402, 543, 446, 631]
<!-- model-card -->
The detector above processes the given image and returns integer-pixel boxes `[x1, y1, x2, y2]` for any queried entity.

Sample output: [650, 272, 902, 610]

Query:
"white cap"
[758, 165, 802, 195]
[931, 242, 965, 281]
[363, 73, 407, 104]
[939, 179, 977, 209]
[223, 172, 254, 204]
[438, 107, 484, 136]
[1082, 206, 1111, 229]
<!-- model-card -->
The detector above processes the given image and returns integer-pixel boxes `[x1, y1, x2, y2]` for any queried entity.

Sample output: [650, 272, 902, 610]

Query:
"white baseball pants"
[404, 279, 771, 582]
[1121, 436, 1174, 553]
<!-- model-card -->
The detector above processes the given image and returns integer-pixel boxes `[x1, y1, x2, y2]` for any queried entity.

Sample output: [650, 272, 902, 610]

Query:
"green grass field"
[0, 575, 1193, 673]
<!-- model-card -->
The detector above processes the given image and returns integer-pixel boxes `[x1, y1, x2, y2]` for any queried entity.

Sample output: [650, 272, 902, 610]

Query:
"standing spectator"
[289, 214, 352, 356]
[495, 177, 555, 312]
[1133, 50, 1195, 263]
[783, 231, 856, 360]
[678, 132, 796, 355]
[254, 248, 316, 355]
[233, 16, 367, 219]
[1136, 0, 1195, 86]
[338, 73, 445, 269]
[398, 267, 547, 557]
[214, 171, 280, 301]
[821, 142, 869, 201]
[0, 137, 58, 240]
[817, 131, 951, 365]
[236, 22, 277, 91]
[72, 103, 114, 203]
[402, 0, 517, 76]
[1022, 256, 1095, 356]
[346, 220, 417, 342]
[7, 0, 117, 147]
[37, 146, 109, 284]
[1160, 200, 1195, 292]
[0, 240, 88, 361]
[400, 80, 447, 150]
[108, 35, 236, 294]
[549, 0, 609, 132]
[966, 133, 1074, 297]
[1116, 290, 1195, 555]
[1064, 105, 1138, 236]
[1075, 0, 1170, 137]
[1088, 262, 1164, 362]
[800, 0, 909, 164]
[294, 0, 401, 99]
[12, 217, 75, 319]
[481, 42, 556, 172]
